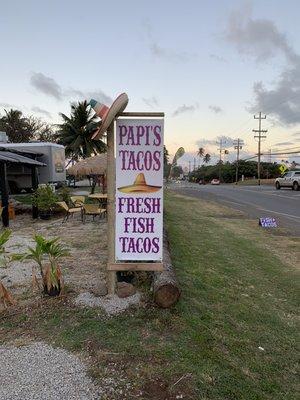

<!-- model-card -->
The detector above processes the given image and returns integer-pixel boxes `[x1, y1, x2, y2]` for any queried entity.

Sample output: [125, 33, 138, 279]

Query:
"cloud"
[144, 20, 195, 63]
[150, 43, 195, 62]
[196, 138, 218, 147]
[225, 6, 300, 125]
[209, 105, 223, 113]
[225, 4, 296, 63]
[66, 89, 112, 104]
[292, 132, 300, 137]
[30, 72, 112, 104]
[274, 141, 295, 147]
[172, 104, 198, 117]
[30, 72, 63, 100]
[196, 135, 235, 149]
[209, 54, 227, 63]
[248, 66, 300, 125]
[142, 96, 159, 108]
[0, 102, 15, 109]
[194, 136, 237, 164]
[31, 106, 52, 118]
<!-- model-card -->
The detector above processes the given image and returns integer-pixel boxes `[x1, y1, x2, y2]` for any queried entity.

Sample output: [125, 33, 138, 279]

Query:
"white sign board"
[115, 119, 164, 261]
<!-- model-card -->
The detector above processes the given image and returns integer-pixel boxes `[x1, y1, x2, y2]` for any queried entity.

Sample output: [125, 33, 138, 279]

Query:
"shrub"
[32, 185, 58, 212]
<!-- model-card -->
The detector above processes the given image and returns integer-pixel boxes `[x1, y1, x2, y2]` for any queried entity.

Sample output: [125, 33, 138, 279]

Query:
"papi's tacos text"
[116, 121, 163, 260]
[118, 124, 162, 171]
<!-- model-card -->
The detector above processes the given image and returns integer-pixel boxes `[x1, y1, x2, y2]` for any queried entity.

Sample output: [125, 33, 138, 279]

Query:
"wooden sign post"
[106, 112, 164, 293]
[106, 122, 116, 294]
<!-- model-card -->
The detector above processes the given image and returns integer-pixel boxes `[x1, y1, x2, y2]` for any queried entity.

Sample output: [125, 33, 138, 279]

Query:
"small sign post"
[259, 217, 278, 228]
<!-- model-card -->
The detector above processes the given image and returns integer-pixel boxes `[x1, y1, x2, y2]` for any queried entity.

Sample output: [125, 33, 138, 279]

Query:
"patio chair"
[56, 201, 82, 223]
[82, 204, 106, 223]
[70, 195, 85, 207]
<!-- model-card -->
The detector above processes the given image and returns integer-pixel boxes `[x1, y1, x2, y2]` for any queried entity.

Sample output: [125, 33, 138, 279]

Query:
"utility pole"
[217, 138, 229, 182]
[193, 158, 196, 171]
[267, 148, 271, 179]
[233, 138, 244, 184]
[188, 161, 191, 174]
[253, 112, 267, 185]
[217, 138, 223, 181]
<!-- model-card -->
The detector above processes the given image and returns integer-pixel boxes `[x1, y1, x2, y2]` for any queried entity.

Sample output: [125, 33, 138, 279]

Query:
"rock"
[116, 282, 136, 298]
[97, 282, 108, 296]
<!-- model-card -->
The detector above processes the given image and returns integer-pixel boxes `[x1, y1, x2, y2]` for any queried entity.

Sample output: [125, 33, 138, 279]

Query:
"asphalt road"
[171, 182, 300, 236]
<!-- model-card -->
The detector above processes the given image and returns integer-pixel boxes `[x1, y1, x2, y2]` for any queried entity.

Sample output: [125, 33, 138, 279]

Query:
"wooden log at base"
[153, 230, 181, 308]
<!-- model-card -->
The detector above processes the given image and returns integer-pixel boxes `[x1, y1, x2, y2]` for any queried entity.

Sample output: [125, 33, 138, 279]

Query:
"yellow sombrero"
[118, 173, 162, 194]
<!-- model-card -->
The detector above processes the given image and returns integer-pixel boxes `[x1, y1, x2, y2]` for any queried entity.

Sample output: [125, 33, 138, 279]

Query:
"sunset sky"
[0, 0, 299, 166]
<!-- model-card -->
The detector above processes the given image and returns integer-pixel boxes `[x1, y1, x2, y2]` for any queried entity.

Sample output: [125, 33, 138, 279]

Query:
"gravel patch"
[1, 215, 107, 297]
[0, 342, 100, 400]
[74, 292, 141, 315]
[1, 234, 35, 288]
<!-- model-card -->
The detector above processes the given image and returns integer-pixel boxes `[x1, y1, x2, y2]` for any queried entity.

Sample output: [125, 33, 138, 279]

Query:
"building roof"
[0, 150, 45, 166]
[67, 153, 107, 176]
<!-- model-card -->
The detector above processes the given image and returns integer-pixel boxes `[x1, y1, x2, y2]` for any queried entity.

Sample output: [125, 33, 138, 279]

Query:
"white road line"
[222, 200, 300, 221]
[258, 208, 300, 220]
[234, 188, 300, 200]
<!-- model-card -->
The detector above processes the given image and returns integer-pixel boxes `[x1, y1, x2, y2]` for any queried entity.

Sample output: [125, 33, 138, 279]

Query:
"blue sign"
[259, 217, 277, 228]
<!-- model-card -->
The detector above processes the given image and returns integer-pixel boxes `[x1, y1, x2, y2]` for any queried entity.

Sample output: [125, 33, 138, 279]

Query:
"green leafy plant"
[32, 185, 58, 215]
[59, 186, 71, 206]
[14, 234, 69, 296]
[0, 229, 12, 268]
[0, 230, 14, 308]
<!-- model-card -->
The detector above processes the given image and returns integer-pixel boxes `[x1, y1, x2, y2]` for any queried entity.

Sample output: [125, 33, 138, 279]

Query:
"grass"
[1, 191, 299, 399]
[11, 193, 33, 205]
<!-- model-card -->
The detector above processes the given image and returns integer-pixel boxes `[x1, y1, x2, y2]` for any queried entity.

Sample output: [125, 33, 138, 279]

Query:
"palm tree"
[197, 147, 205, 168]
[203, 153, 211, 164]
[57, 101, 106, 162]
[197, 147, 205, 158]
[0, 109, 33, 143]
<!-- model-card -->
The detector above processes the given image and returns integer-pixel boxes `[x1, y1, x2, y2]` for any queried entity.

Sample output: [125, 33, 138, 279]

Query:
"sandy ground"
[0, 213, 107, 297]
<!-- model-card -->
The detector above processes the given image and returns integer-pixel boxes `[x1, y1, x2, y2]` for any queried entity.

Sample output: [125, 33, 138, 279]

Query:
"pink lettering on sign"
[115, 119, 164, 261]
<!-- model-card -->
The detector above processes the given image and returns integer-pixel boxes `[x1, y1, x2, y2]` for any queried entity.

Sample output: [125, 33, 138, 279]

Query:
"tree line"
[189, 160, 281, 183]
[0, 101, 106, 162]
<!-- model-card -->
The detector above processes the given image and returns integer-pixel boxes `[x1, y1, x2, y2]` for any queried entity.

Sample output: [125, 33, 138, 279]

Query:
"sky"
[0, 0, 300, 168]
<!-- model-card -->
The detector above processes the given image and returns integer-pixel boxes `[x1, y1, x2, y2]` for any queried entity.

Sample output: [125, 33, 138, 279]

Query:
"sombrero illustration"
[118, 173, 162, 194]
[89, 93, 129, 140]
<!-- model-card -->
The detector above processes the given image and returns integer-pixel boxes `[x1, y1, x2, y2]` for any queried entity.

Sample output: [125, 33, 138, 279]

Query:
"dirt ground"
[0, 212, 107, 302]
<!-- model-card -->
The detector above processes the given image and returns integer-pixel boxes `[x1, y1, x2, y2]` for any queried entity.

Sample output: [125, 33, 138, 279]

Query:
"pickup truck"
[275, 170, 300, 190]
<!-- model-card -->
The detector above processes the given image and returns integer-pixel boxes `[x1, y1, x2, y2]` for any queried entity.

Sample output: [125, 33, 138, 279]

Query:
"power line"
[253, 112, 268, 185]
[261, 150, 300, 155]
[239, 149, 300, 162]
[266, 145, 300, 152]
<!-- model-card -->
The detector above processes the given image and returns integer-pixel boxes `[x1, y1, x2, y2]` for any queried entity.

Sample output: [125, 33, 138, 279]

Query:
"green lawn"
[1, 191, 299, 399]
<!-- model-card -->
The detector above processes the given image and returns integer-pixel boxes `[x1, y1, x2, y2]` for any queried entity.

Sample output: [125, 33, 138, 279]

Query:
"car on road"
[275, 170, 300, 190]
[211, 178, 220, 185]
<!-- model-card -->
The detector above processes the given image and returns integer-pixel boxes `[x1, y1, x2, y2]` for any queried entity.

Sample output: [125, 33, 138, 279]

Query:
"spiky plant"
[57, 101, 106, 162]
[13, 235, 69, 296]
